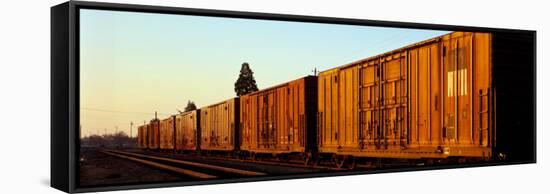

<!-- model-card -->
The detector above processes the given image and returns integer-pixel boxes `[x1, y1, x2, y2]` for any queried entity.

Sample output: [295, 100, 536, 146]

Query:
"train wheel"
[347, 156, 357, 170]
[251, 153, 257, 161]
[310, 154, 321, 167]
[425, 158, 434, 165]
[311, 156, 320, 167]
[303, 152, 312, 166]
[332, 155, 346, 169]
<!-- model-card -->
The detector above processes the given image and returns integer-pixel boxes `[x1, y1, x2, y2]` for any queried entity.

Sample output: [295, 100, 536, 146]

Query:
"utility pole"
[130, 121, 133, 138]
[312, 67, 318, 76]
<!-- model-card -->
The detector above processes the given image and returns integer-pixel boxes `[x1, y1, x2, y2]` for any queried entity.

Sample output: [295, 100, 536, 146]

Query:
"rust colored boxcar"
[159, 116, 176, 150]
[317, 32, 493, 163]
[137, 125, 142, 148]
[200, 98, 239, 151]
[137, 125, 148, 149]
[175, 110, 199, 151]
[240, 76, 317, 157]
[147, 118, 160, 150]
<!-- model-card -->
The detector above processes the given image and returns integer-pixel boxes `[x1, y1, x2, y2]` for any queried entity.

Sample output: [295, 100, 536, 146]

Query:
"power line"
[80, 107, 172, 116]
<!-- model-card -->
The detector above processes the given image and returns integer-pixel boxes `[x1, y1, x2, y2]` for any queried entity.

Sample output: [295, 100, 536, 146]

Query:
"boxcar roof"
[319, 31, 453, 74]
[200, 97, 238, 109]
[176, 109, 197, 117]
[241, 75, 316, 97]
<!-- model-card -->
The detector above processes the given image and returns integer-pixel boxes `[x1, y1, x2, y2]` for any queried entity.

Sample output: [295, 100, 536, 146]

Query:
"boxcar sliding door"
[359, 63, 377, 148]
[380, 53, 408, 148]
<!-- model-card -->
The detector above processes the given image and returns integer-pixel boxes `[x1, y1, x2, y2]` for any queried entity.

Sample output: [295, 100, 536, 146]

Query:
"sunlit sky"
[79, 9, 448, 137]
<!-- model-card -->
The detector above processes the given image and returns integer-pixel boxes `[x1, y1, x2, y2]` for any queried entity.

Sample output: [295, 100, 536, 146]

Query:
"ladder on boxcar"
[478, 88, 492, 147]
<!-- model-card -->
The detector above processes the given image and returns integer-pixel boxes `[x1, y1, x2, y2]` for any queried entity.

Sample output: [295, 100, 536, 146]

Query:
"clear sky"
[79, 9, 448, 137]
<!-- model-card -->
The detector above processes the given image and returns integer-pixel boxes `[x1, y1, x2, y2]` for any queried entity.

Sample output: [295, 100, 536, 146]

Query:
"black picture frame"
[51, 1, 536, 193]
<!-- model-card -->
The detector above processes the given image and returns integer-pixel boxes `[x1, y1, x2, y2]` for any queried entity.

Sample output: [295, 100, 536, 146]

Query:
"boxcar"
[159, 116, 176, 150]
[200, 98, 239, 152]
[137, 125, 142, 148]
[137, 125, 148, 149]
[175, 110, 200, 151]
[147, 118, 160, 150]
[240, 76, 317, 160]
[317, 32, 493, 166]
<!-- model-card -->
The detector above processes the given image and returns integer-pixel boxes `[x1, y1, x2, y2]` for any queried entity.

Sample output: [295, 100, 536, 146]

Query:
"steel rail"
[107, 150, 266, 176]
[100, 150, 217, 179]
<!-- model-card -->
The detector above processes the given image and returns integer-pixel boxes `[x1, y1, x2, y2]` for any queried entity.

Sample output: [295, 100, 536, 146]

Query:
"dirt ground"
[79, 148, 186, 187]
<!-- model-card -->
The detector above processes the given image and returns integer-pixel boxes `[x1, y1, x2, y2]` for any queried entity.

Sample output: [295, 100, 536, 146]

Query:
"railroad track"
[100, 150, 266, 179]
[130, 149, 346, 171]
[189, 154, 345, 171]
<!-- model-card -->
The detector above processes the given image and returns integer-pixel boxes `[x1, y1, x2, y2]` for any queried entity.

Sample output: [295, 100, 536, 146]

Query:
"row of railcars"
[138, 31, 503, 167]
[138, 99, 239, 153]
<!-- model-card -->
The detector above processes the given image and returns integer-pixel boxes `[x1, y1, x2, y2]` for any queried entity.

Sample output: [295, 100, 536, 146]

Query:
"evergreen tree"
[184, 100, 197, 112]
[234, 62, 259, 96]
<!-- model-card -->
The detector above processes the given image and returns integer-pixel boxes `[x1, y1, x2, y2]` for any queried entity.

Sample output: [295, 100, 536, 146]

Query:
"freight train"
[136, 31, 529, 168]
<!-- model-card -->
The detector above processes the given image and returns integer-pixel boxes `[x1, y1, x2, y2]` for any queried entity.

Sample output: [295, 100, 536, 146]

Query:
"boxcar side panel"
[361, 62, 379, 147]
[159, 116, 175, 150]
[240, 76, 316, 154]
[381, 53, 408, 148]
[340, 67, 359, 147]
[318, 32, 493, 159]
[148, 120, 159, 149]
[200, 98, 237, 151]
[137, 125, 148, 149]
[240, 95, 257, 151]
[472, 33, 493, 149]
[175, 110, 198, 151]
[142, 125, 148, 148]
[137, 125, 142, 148]
[437, 32, 493, 157]
[430, 43, 442, 146]
[318, 70, 339, 147]
[144, 124, 150, 149]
